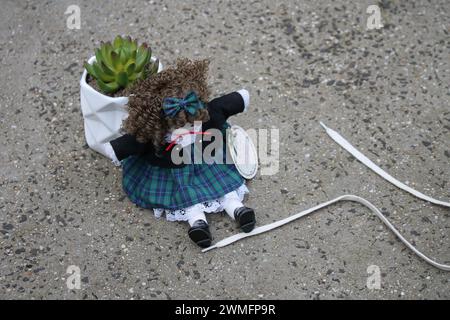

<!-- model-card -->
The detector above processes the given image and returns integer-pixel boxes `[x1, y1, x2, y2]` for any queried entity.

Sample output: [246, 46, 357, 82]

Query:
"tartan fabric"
[162, 91, 204, 118]
[121, 153, 244, 210]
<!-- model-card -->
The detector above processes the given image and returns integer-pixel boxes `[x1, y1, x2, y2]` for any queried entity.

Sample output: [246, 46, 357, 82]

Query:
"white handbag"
[227, 125, 258, 179]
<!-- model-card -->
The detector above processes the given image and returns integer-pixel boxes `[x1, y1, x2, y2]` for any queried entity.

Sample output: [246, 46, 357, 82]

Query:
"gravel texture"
[0, 0, 449, 299]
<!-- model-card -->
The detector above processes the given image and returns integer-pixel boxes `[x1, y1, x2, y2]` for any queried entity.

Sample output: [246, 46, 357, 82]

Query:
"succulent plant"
[84, 35, 159, 94]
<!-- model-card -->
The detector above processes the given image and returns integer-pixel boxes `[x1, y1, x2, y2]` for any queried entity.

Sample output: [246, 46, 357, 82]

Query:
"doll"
[99, 58, 256, 248]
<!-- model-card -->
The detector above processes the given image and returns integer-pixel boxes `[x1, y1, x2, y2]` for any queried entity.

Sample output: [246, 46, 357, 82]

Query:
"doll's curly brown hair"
[123, 58, 211, 147]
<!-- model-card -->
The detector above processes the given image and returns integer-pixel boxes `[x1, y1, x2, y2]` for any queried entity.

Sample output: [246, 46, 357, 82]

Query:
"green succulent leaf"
[93, 63, 115, 82]
[130, 40, 137, 52]
[84, 62, 99, 79]
[94, 49, 103, 65]
[87, 36, 156, 94]
[136, 43, 149, 59]
[97, 79, 120, 94]
[100, 61, 115, 76]
[135, 49, 150, 73]
[128, 71, 143, 82]
[110, 51, 121, 70]
[126, 63, 136, 76]
[113, 35, 123, 48]
[118, 49, 128, 66]
[116, 71, 129, 87]
[100, 43, 114, 71]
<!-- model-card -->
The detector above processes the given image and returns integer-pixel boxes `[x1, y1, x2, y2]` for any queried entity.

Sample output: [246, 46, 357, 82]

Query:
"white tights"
[187, 190, 244, 227]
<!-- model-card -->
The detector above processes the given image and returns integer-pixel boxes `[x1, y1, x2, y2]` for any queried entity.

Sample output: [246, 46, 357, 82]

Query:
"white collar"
[165, 123, 203, 147]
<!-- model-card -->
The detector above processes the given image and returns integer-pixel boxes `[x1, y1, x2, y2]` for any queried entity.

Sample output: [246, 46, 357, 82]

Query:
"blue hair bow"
[162, 91, 204, 118]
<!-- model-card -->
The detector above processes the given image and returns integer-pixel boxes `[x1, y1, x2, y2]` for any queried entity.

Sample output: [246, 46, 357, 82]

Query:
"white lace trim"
[153, 184, 249, 222]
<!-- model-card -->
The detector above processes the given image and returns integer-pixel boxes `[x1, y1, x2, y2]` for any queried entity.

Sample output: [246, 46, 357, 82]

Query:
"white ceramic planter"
[80, 55, 162, 158]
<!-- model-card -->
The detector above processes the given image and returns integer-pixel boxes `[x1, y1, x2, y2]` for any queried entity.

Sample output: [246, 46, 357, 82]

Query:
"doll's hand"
[237, 89, 250, 112]
[207, 90, 250, 121]
[97, 142, 121, 166]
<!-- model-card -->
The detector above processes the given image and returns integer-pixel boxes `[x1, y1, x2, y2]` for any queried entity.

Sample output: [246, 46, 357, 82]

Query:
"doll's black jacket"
[110, 91, 246, 168]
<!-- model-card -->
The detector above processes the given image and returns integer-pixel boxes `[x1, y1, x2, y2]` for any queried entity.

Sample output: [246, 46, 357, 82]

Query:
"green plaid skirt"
[121, 154, 244, 210]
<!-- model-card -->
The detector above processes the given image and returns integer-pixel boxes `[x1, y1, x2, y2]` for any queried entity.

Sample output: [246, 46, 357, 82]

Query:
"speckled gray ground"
[0, 0, 449, 300]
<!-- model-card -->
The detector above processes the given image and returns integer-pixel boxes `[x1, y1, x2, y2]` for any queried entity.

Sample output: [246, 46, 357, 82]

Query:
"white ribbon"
[320, 122, 450, 208]
[202, 123, 450, 271]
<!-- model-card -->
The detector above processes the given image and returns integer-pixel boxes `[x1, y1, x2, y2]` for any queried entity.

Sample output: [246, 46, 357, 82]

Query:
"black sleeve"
[208, 92, 245, 120]
[110, 134, 155, 161]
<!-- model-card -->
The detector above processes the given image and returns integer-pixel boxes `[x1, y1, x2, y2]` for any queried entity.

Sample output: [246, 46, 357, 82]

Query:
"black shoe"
[234, 207, 256, 233]
[188, 220, 212, 248]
